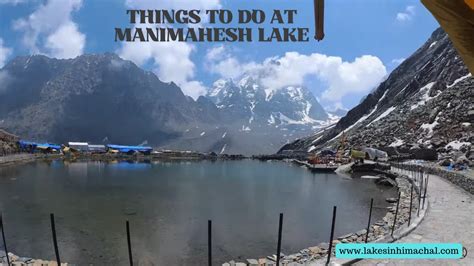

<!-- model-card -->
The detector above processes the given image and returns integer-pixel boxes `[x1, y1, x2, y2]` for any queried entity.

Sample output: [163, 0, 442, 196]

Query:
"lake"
[0, 159, 396, 265]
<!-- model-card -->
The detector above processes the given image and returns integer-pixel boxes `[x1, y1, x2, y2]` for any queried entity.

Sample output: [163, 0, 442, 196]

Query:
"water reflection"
[0, 160, 396, 265]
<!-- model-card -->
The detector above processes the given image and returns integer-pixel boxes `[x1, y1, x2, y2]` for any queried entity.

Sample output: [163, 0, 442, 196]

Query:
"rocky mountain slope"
[280, 28, 473, 162]
[0, 129, 19, 156]
[0, 54, 336, 155]
[0, 53, 218, 147]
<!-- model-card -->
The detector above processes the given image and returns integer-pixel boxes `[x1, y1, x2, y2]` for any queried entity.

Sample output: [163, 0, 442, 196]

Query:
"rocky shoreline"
[0, 251, 68, 266]
[222, 169, 421, 266]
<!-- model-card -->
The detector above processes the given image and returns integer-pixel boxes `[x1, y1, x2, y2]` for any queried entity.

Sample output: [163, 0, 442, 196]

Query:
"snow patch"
[445, 141, 471, 150]
[241, 125, 251, 131]
[268, 114, 276, 125]
[220, 144, 227, 154]
[389, 138, 404, 147]
[447, 73, 472, 88]
[329, 105, 379, 142]
[311, 135, 323, 144]
[200, 132, 206, 136]
[420, 115, 440, 136]
[367, 106, 396, 127]
[410, 82, 438, 110]
[429, 41, 437, 49]
[222, 132, 227, 138]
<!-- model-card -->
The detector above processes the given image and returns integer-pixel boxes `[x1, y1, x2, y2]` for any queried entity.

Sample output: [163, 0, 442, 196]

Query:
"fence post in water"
[365, 198, 374, 243]
[208, 220, 212, 266]
[0, 213, 10, 266]
[126, 221, 133, 266]
[326, 206, 337, 265]
[50, 213, 61, 266]
[419, 174, 424, 200]
[408, 184, 414, 226]
[422, 175, 429, 210]
[391, 192, 401, 237]
[276, 213, 283, 266]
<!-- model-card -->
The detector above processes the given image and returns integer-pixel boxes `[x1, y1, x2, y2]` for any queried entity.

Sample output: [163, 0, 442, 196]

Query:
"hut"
[68, 142, 90, 152]
[88, 144, 107, 154]
[106, 144, 153, 155]
[18, 140, 61, 153]
[362, 147, 388, 162]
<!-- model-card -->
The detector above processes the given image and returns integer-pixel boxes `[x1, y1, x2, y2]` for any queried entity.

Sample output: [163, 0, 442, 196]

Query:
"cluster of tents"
[18, 140, 153, 155]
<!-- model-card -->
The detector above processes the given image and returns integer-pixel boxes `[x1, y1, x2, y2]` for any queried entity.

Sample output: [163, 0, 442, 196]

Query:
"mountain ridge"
[0, 53, 336, 155]
[279, 27, 473, 162]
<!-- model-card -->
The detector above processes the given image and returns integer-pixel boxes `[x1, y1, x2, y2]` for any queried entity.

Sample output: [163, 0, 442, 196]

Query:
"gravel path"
[356, 170, 473, 265]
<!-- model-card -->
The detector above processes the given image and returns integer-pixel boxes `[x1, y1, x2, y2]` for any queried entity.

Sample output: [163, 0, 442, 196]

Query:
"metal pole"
[408, 184, 414, 226]
[422, 176, 429, 209]
[276, 213, 283, 266]
[126, 221, 133, 266]
[326, 206, 337, 265]
[0, 213, 10, 266]
[419, 175, 424, 201]
[391, 192, 401, 237]
[365, 198, 374, 243]
[208, 220, 212, 266]
[50, 213, 61, 266]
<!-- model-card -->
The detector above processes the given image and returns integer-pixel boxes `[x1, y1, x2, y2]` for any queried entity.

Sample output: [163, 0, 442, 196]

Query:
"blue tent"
[18, 140, 61, 152]
[106, 144, 153, 154]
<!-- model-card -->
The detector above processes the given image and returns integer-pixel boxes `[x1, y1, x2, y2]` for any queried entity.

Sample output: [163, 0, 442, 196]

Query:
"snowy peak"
[207, 75, 331, 128]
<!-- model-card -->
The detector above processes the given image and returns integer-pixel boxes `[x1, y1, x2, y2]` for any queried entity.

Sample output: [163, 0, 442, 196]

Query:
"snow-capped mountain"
[164, 75, 339, 155]
[0, 54, 338, 155]
[279, 28, 473, 163]
[208, 75, 333, 129]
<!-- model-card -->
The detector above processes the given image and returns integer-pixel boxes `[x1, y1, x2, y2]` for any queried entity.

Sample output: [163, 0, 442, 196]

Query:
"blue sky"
[0, 0, 439, 110]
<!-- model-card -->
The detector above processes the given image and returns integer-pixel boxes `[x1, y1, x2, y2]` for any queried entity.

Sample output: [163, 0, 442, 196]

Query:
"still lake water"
[0, 160, 395, 265]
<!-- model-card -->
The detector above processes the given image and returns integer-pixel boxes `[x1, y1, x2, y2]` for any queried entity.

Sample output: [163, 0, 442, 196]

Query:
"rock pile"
[0, 129, 19, 156]
[0, 251, 68, 266]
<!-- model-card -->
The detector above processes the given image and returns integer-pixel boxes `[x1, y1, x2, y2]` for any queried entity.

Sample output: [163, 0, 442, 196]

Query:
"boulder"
[375, 177, 397, 187]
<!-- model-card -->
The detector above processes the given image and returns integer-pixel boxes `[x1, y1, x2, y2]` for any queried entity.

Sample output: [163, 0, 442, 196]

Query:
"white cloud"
[396, 5, 416, 22]
[205, 48, 387, 104]
[125, 0, 221, 10]
[205, 46, 258, 80]
[0, 38, 12, 68]
[180, 80, 208, 100]
[13, 0, 86, 58]
[45, 22, 85, 59]
[120, 40, 195, 85]
[118, 0, 222, 100]
[325, 102, 348, 112]
[118, 38, 205, 99]
[391, 58, 406, 65]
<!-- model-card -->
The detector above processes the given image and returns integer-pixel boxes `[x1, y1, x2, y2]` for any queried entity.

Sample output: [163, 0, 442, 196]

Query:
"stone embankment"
[1, 251, 67, 266]
[223, 169, 423, 265]
[393, 162, 474, 194]
[356, 167, 473, 265]
[0, 153, 63, 169]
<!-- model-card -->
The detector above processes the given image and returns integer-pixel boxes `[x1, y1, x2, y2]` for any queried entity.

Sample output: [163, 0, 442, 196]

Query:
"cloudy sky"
[0, 0, 439, 110]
